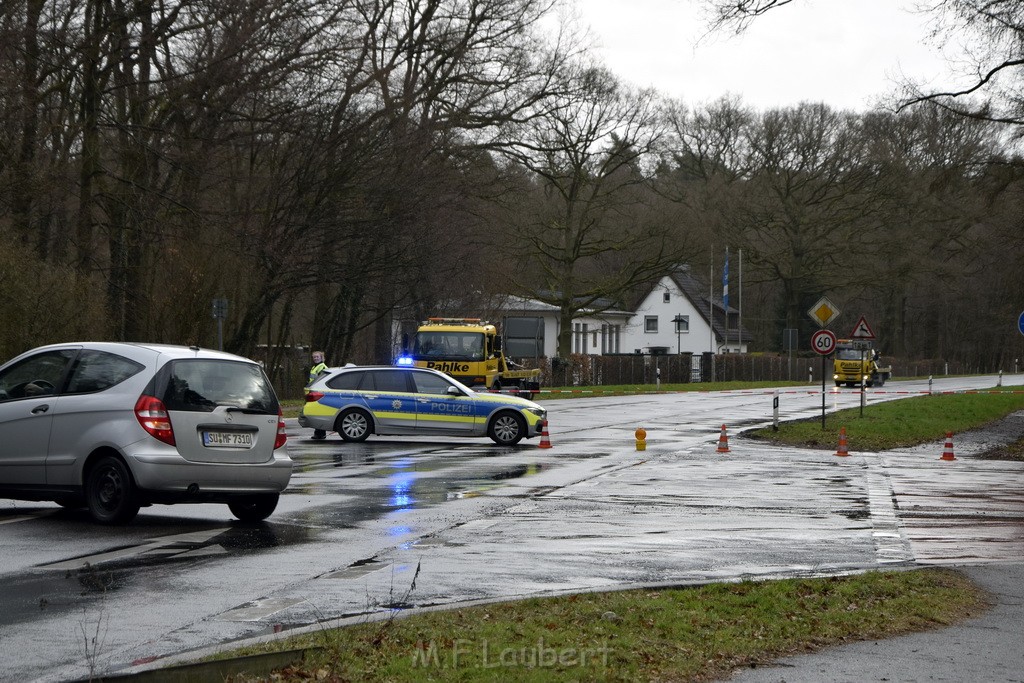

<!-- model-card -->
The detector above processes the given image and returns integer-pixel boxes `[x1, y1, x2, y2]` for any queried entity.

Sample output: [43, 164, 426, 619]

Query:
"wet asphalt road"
[1, 375, 1022, 682]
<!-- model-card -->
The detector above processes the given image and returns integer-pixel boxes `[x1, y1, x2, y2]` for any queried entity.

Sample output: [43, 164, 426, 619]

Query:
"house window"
[663, 293, 670, 303]
[573, 323, 590, 353]
[675, 315, 689, 333]
[645, 316, 658, 333]
[602, 324, 621, 354]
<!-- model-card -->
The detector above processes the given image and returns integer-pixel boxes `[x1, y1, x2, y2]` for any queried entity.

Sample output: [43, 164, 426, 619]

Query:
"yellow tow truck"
[833, 339, 892, 388]
[397, 318, 542, 399]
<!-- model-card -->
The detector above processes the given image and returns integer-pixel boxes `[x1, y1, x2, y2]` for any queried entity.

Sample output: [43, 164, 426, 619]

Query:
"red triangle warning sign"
[850, 316, 876, 339]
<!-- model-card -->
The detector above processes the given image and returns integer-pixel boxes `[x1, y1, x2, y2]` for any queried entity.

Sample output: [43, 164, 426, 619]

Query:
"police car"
[299, 366, 547, 446]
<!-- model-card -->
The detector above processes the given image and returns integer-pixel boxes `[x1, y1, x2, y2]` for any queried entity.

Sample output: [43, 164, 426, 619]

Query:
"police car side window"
[327, 372, 362, 391]
[412, 372, 453, 395]
[368, 370, 410, 393]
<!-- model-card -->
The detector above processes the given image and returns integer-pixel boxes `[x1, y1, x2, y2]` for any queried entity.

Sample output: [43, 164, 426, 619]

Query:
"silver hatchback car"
[0, 342, 292, 524]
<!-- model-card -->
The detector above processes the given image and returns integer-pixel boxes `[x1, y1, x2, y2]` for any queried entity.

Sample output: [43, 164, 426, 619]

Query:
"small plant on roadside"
[76, 563, 114, 679]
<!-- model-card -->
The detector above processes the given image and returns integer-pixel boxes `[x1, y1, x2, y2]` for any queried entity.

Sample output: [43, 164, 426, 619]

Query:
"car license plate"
[202, 431, 254, 448]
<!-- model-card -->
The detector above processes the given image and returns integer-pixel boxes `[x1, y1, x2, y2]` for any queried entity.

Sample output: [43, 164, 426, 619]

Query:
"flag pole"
[723, 246, 729, 352]
[709, 251, 714, 356]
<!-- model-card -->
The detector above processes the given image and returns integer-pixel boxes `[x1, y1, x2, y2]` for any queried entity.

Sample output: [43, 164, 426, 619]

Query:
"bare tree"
[496, 62, 692, 357]
[700, 0, 1024, 128]
[668, 99, 883, 336]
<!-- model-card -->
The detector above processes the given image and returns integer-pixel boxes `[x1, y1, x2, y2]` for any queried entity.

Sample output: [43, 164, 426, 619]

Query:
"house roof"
[666, 265, 749, 345]
[500, 295, 632, 320]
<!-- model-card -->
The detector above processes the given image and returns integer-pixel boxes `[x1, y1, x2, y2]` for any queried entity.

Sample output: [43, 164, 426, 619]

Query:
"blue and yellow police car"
[299, 365, 547, 445]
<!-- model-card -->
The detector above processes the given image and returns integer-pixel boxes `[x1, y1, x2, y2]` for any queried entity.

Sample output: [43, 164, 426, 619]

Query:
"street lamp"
[672, 314, 685, 354]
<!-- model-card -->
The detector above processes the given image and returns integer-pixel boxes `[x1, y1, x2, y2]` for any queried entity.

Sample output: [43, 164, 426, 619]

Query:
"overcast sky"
[576, 0, 959, 111]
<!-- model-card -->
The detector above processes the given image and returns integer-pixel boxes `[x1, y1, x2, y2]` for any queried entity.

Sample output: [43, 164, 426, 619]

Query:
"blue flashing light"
[396, 355, 414, 366]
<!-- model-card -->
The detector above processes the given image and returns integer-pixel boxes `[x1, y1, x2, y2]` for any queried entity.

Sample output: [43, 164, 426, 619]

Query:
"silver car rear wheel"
[228, 494, 279, 522]
[85, 455, 140, 525]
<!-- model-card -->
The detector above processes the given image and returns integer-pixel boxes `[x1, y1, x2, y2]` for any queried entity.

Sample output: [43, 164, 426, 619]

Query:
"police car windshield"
[413, 332, 485, 361]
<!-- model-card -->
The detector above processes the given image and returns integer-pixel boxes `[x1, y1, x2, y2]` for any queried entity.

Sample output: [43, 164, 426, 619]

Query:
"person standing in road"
[307, 350, 328, 440]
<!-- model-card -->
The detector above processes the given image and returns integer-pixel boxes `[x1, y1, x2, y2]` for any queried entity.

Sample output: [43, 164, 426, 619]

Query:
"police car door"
[410, 370, 474, 434]
[363, 369, 417, 432]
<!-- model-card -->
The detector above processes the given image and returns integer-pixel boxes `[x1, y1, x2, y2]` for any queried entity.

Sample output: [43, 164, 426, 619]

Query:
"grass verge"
[221, 569, 986, 682]
[749, 386, 1024, 451]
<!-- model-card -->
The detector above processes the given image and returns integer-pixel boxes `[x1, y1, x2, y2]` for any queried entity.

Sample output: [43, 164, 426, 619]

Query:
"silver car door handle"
[31, 404, 50, 415]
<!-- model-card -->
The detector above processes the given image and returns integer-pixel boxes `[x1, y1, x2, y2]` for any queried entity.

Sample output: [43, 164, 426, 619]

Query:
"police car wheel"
[488, 412, 525, 446]
[337, 409, 372, 442]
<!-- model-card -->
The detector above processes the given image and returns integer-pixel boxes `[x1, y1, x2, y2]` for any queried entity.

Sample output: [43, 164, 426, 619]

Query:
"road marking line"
[0, 512, 50, 525]
[38, 528, 228, 570]
[322, 562, 389, 580]
[218, 597, 305, 621]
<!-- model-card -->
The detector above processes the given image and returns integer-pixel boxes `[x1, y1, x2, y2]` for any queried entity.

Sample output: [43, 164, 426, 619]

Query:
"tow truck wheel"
[491, 380, 501, 393]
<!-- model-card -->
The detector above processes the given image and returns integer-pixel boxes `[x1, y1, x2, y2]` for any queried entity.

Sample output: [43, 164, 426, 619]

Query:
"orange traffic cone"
[716, 424, 730, 453]
[940, 431, 956, 461]
[537, 419, 552, 449]
[835, 427, 850, 457]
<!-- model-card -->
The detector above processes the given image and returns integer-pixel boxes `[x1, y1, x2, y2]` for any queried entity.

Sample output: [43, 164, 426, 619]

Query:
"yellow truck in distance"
[833, 339, 892, 388]
[397, 318, 541, 399]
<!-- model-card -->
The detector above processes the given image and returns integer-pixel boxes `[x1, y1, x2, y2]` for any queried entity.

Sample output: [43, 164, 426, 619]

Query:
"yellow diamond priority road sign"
[808, 297, 840, 328]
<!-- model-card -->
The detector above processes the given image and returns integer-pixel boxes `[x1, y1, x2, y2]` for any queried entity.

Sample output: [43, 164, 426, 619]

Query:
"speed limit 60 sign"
[811, 329, 836, 355]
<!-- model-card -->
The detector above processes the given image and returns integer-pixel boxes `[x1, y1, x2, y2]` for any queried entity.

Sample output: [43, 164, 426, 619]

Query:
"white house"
[497, 265, 748, 359]
[620, 266, 748, 355]
[497, 296, 633, 360]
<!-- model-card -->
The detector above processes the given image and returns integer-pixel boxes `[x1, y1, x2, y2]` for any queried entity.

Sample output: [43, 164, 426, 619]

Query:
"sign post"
[211, 297, 228, 351]
[806, 294, 839, 432]
[811, 329, 836, 429]
[850, 316, 876, 418]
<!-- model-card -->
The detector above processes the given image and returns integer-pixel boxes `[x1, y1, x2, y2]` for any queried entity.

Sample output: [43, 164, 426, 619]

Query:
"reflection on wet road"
[282, 441, 553, 529]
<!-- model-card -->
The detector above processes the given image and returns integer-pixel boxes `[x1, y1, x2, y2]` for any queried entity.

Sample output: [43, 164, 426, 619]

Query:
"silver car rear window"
[162, 359, 278, 413]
